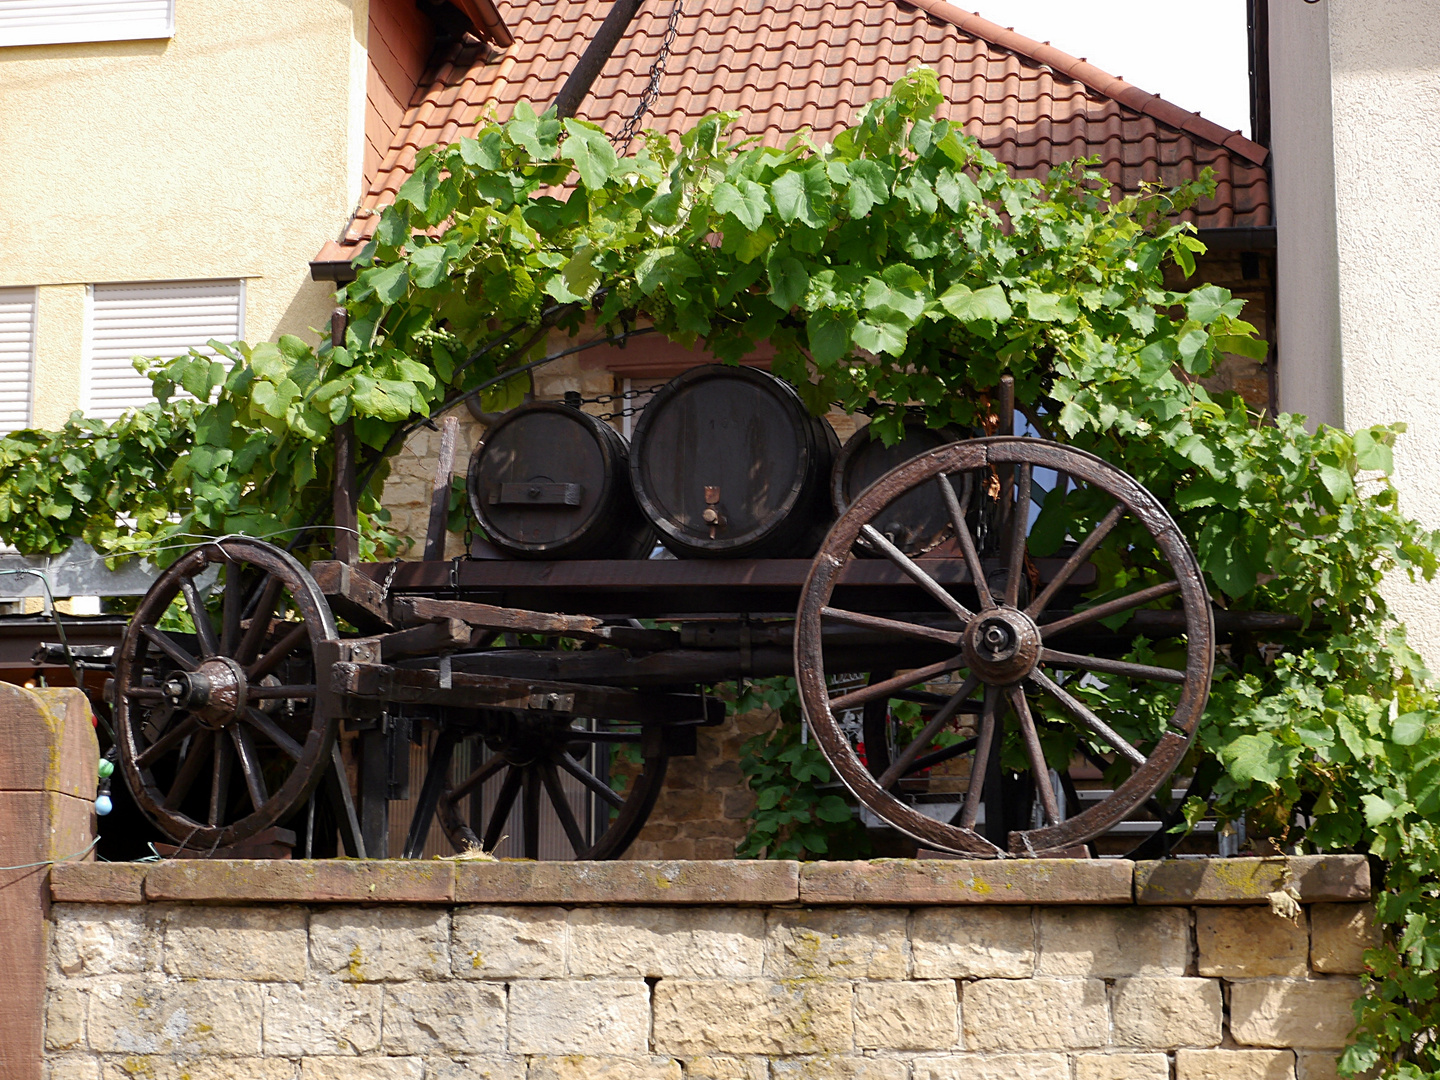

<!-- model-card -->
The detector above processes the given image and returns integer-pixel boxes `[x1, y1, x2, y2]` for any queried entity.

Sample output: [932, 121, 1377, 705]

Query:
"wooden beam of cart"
[330, 661, 718, 724]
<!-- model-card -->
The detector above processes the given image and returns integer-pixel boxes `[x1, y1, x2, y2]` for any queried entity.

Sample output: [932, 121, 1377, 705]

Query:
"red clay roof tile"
[314, 0, 1269, 263]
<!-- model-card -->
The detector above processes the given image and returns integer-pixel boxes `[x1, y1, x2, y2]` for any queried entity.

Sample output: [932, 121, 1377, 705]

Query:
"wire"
[0, 836, 99, 872]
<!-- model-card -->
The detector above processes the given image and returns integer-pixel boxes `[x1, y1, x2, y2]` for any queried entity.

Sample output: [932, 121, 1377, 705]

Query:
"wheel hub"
[962, 608, 1041, 685]
[162, 656, 248, 729]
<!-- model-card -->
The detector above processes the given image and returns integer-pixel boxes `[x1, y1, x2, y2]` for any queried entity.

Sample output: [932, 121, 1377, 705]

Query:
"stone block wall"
[41, 857, 1377, 1080]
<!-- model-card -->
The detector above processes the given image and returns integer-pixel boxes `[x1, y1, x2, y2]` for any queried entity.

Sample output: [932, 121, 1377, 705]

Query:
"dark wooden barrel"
[831, 418, 968, 556]
[629, 365, 840, 558]
[466, 402, 654, 559]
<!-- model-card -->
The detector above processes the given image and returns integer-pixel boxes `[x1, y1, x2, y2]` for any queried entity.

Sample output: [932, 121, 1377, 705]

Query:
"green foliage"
[733, 677, 870, 860]
[1, 68, 1439, 1074]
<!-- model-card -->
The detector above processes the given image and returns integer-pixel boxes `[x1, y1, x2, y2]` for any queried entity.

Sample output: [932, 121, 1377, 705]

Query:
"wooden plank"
[311, 560, 393, 632]
[394, 596, 606, 637]
[423, 416, 461, 562]
[378, 618, 471, 660]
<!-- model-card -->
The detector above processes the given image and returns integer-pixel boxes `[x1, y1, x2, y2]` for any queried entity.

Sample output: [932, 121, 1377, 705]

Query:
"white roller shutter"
[0, 0, 172, 47]
[0, 288, 35, 434]
[84, 279, 244, 422]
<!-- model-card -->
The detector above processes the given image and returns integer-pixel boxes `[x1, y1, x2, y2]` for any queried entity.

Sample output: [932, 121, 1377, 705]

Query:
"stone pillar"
[0, 685, 96, 1080]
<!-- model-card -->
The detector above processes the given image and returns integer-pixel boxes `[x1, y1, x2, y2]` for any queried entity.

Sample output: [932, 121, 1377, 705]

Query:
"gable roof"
[315, 0, 1269, 267]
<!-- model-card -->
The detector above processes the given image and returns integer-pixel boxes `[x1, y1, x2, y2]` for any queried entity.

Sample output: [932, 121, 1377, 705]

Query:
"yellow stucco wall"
[0, 0, 369, 426]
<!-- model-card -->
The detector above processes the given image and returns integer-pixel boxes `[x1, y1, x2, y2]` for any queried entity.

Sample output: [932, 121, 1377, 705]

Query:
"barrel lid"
[630, 365, 825, 554]
[832, 419, 966, 555]
[468, 402, 624, 555]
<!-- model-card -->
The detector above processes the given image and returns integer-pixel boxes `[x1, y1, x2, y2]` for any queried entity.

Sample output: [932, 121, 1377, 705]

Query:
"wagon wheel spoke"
[1028, 668, 1147, 767]
[821, 607, 960, 647]
[163, 730, 213, 810]
[1040, 648, 1185, 685]
[181, 578, 220, 658]
[1025, 503, 1125, 617]
[141, 624, 199, 672]
[449, 753, 507, 803]
[1003, 463, 1032, 607]
[208, 733, 234, 826]
[828, 655, 968, 712]
[221, 564, 244, 657]
[136, 713, 199, 768]
[1039, 580, 1181, 640]
[249, 622, 310, 680]
[958, 687, 1003, 830]
[541, 759, 588, 855]
[236, 573, 283, 667]
[1010, 686, 1060, 826]
[556, 751, 625, 809]
[860, 524, 973, 623]
[482, 765, 523, 851]
[522, 766, 541, 860]
[249, 684, 318, 700]
[240, 707, 304, 762]
[876, 675, 981, 789]
[230, 724, 269, 811]
[938, 472, 994, 610]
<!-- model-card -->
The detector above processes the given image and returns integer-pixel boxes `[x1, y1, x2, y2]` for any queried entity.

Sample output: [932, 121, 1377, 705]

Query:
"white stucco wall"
[0, 0, 367, 427]
[1273, 0, 1440, 660]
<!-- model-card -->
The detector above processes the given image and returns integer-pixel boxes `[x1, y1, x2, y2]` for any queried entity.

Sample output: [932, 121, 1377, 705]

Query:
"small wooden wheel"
[796, 437, 1214, 857]
[431, 717, 669, 860]
[115, 539, 339, 851]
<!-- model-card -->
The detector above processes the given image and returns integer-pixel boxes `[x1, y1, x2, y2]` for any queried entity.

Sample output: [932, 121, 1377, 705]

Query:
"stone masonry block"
[452, 859, 797, 904]
[1229, 979, 1362, 1049]
[1135, 856, 1369, 905]
[299, 1060, 423, 1080]
[310, 907, 449, 981]
[50, 863, 147, 903]
[452, 905, 566, 978]
[381, 980, 506, 1055]
[88, 975, 264, 1056]
[763, 907, 907, 979]
[912, 907, 1035, 978]
[46, 1058, 99, 1080]
[509, 979, 650, 1055]
[528, 1057, 682, 1080]
[1197, 907, 1309, 978]
[568, 906, 764, 977]
[910, 1054, 1069, 1080]
[683, 1057, 768, 1080]
[101, 1059, 298, 1080]
[1175, 1049, 1297, 1080]
[800, 859, 1131, 904]
[162, 904, 307, 981]
[653, 979, 854, 1055]
[262, 981, 382, 1055]
[52, 904, 156, 977]
[1294, 1052, 1346, 1080]
[771, 1057, 909, 1080]
[43, 984, 85, 1050]
[961, 977, 1108, 1051]
[1038, 906, 1189, 976]
[421, 1060, 525, 1080]
[1111, 977, 1223, 1049]
[1074, 1054, 1170, 1080]
[854, 979, 959, 1050]
[144, 860, 453, 903]
[1310, 904, 1382, 974]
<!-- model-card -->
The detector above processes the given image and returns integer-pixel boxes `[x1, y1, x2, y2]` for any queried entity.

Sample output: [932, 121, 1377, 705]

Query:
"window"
[84, 279, 244, 421]
[0, 287, 35, 434]
[0, 0, 173, 47]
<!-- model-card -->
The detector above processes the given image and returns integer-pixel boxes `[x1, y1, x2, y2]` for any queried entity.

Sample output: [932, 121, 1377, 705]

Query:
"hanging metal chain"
[562, 387, 653, 423]
[615, 0, 684, 155]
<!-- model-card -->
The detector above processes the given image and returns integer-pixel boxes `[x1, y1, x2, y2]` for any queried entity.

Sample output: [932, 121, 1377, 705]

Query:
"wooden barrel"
[831, 418, 968, 556]
[466, 402, 654, 559]
[629, 365, 840, 558]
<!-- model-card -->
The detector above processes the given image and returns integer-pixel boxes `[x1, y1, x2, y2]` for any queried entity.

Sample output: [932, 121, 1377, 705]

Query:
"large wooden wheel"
[796, 437, 1214, 857]
[115, 539, 340, 851]
[427, 717, 668, 860]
